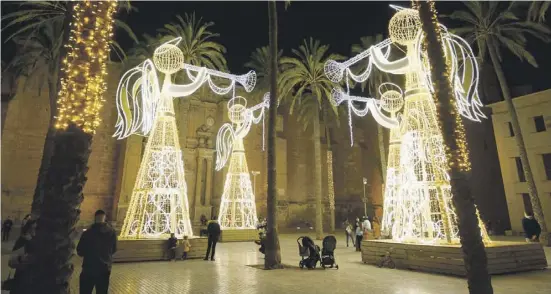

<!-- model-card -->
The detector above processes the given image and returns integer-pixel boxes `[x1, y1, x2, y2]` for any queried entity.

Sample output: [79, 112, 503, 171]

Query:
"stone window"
[506, 122, 515, 137]
[515, 157, 526, 182]
[521, 193, 533, 216]
[534, 115, 546, 132]
[543, 153, 551, 180]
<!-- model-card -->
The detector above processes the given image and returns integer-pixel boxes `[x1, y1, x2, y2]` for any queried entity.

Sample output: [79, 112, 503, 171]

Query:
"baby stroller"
[297, 236, 321, 269]
[320, 235, 338, 269]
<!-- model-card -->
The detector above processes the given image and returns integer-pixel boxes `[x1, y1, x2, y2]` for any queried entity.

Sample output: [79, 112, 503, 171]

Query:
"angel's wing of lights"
[215, 123, 235, 171]
[114, 59, 160, 139]
[416, 25, 486, 122]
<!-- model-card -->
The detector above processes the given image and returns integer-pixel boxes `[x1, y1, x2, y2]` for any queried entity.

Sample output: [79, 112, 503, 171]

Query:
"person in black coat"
[167, 233, 178, 261]
[522, 213, 541, 242]
[77, 210, 117, 294]
[204, 216, 221, 261]
[2, 216, 14, 241]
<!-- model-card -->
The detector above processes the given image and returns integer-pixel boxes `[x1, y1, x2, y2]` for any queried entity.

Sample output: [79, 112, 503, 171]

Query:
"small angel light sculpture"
[215, 93, 270, 229]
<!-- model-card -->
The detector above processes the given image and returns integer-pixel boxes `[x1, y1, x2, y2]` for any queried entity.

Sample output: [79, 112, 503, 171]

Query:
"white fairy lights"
[116, 38, 257, 239]
[215, 95, 269, 229]
[326, 5, 490, 244]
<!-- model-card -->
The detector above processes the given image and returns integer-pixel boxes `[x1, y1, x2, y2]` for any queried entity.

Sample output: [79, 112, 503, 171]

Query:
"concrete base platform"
[114, 237, 208, 262]
[362, 239, 548, 276]
[219, 229, 258, 242]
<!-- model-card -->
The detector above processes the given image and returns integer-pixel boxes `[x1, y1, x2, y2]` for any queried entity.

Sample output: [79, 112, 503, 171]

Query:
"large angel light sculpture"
[114, 38, 256, 239]
[324, 6, 489, 244]
[215, 93, 269, 229]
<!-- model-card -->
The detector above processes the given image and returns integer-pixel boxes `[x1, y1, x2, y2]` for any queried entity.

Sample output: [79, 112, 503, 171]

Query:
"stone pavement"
[2, 234, 550, 294]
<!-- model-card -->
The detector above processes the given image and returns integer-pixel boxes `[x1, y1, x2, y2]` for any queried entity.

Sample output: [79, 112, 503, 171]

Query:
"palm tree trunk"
[31, 73, 60, 219]
[265, 0, 282, 269]
[377, 123, 386, 228]
[418, 2, 493, 293]
[27, 1, 117, 291]
[377, 124, 386, 183]
[29, 125, 93, 293]
[313, 106, 323, 240]
[486, 37, 548, 235]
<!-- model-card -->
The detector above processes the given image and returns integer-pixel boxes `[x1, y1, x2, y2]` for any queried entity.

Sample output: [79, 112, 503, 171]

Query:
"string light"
[55, 1, 117, 134]
[326, 5, 490, 244]
[117, 38, 258, 239]
[216, 96, 269, 229]
[327, 151, 335, 211]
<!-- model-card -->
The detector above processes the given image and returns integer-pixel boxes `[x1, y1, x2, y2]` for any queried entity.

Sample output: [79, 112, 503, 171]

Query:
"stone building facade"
[1, 63, 381, 229]
[488, 89, 551, 234]
[1, 62, 510, 233]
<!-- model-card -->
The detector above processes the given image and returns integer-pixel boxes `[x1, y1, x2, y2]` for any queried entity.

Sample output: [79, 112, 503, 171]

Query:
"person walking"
[181, 235, 191, 260]
[343, 219, 354, 247]
[77, 210, 117, 294]
[167, 233, 178, 261]
[522, 212, 541, 242]
[355, 223, 363, 252]
[8, 219, 37, 294]
[204, 216, 221, 261]
[2, 216, 14, 241]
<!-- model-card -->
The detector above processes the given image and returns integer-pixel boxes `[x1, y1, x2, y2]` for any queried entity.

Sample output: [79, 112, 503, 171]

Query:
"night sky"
[2, 1, 551, 93]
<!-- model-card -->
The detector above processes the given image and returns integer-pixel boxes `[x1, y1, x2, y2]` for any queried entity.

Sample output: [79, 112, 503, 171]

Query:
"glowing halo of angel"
[215, 93, 270, 229]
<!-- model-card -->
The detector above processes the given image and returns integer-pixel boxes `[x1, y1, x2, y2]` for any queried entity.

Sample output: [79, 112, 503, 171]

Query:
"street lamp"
[251, 171, 260, 196]
[362, 178, 370, 217]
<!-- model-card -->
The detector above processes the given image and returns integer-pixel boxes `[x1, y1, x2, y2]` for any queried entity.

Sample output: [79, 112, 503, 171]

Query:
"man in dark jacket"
[204, 216, 221, 261]
[77, 210, 117, 294]
[522, 212, 541, 242]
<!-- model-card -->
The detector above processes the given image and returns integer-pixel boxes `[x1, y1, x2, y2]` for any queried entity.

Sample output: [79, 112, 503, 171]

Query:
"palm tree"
[527, 1, 550, 22]
[26, 2, 118, 292]
[2, 1, 137, 219]
[418, 1, 493, 293]
[280, 38, 344, 238]
[264, 0, 283, 269]
[245, 46, 283, 90]
[446, 1, 551, 236]
[159, 13, 227, 71]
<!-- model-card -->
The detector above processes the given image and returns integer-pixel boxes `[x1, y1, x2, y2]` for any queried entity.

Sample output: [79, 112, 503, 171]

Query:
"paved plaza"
[2, 234, 550, 294]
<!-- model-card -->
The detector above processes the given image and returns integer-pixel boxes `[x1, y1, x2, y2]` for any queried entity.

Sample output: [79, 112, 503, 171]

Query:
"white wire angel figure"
[215, 93, 269, 229]
[324, 6, 490, 244]
[114, 37, 257, 239]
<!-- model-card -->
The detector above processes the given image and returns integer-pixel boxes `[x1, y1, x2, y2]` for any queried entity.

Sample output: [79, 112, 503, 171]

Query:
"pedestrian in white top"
[362, 216, 372, 232]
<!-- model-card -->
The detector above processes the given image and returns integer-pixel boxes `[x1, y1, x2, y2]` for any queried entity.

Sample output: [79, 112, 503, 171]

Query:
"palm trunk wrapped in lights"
[417, 0, 493, 292]
[27, 1, 117, 292]
[216, 95, 269, 229]
[327, 150, 335, 232]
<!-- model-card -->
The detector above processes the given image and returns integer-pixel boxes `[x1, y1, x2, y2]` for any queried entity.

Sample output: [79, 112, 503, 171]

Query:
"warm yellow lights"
[327, 151, 335, 210]
[55, 0, 117, 134]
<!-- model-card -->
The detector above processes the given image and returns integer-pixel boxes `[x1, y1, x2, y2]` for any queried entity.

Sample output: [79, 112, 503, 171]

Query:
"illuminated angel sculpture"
[115, 38, 256, 239]
[215, 93, 269, 229]
[324, 6, 489, 243]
